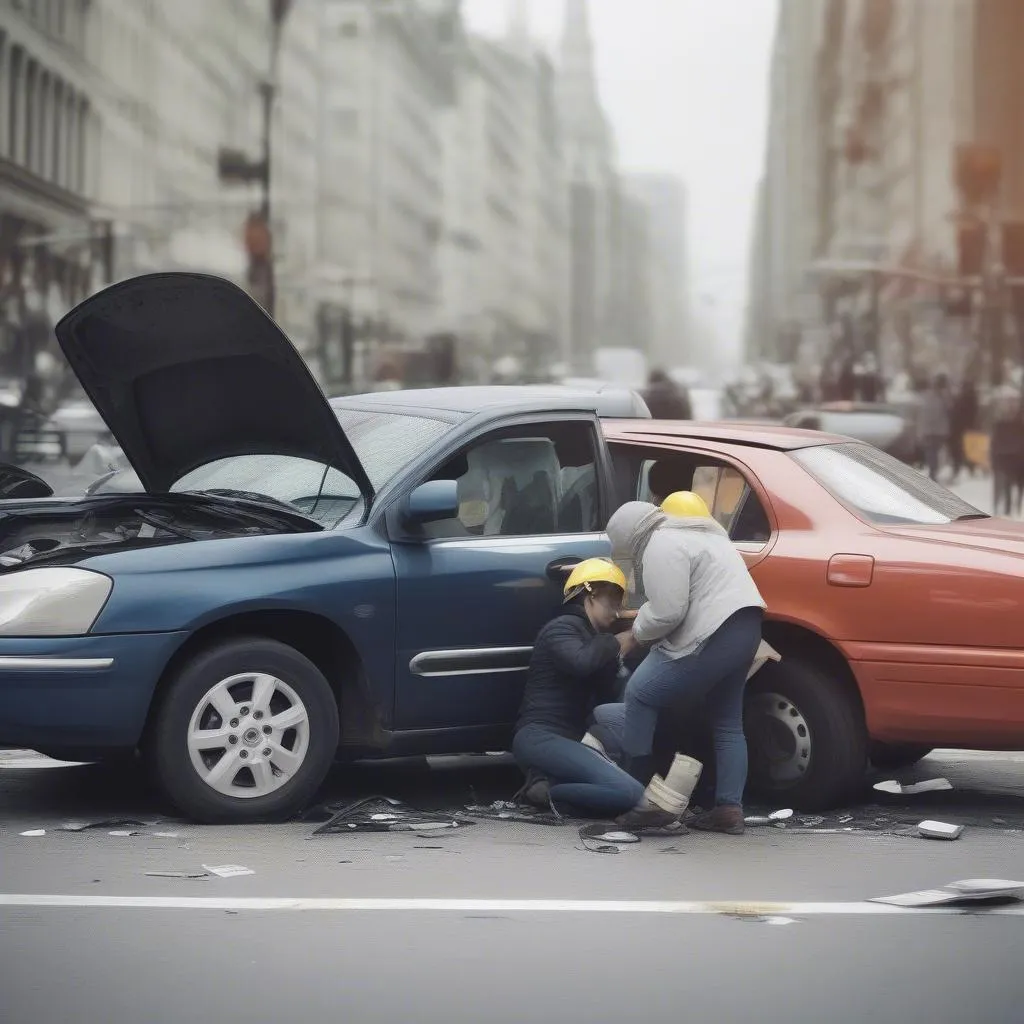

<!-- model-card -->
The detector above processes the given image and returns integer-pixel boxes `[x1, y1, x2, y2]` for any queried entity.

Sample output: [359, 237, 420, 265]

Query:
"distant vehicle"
[46, 400, 110, 462]
[785, 402, 921, 466]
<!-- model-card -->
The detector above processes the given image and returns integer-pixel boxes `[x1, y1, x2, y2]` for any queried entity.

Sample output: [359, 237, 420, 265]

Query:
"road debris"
[312, 796, 475, 836]
[917, 820, 965, 840]
[202, 864, 255, 878]
[871, 878, 1024, 908]
[57, 819, 150, 832]
[745, 808, 794, 826]
[19, 829, 45, 836]
[874, 778, 953, 796]
[577, 822, 640, 854]
[145, 871, 210, 880]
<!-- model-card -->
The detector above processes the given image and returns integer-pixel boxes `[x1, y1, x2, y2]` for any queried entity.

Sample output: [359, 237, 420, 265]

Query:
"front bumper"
[0, 632, 188, 752]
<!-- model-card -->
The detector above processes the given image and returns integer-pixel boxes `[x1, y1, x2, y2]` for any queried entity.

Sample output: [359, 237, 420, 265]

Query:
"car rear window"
[792, 442, 984, 525]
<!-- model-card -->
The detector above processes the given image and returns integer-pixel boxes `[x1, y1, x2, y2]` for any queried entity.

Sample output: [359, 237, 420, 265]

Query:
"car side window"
[420, 422, 601, 540]
[637, 455, 771, 546]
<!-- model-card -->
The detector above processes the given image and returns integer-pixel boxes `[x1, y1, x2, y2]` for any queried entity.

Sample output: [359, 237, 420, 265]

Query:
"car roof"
[329, 385, 651, 420]
[602, 418, 850, 450]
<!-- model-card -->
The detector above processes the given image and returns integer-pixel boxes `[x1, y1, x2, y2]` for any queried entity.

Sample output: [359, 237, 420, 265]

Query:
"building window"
[51, 79, 63, 183]
[24, 60, 38, 173]
[339, 22, 359, 38]
[8, 47, 22, 162]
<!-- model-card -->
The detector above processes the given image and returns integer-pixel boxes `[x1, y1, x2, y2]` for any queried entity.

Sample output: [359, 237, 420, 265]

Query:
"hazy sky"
[464, 0, 779, 358]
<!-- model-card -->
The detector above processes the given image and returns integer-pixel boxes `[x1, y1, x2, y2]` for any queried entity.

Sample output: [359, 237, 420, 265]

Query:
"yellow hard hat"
[661, 490, 711, 518]
[563, 557, 627, 602]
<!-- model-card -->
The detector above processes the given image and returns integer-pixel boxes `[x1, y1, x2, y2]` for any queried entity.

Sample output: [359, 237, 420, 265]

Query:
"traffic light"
[957, 220, 986, 278]
[955, 144, 1002, 207]
[1002, 221, 1024, 277]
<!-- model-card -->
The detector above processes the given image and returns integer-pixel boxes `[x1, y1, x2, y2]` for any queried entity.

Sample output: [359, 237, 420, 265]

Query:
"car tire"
[149, 637, 339, 824]
[744, 658, 868, 812]
[869, 742, 933, 771]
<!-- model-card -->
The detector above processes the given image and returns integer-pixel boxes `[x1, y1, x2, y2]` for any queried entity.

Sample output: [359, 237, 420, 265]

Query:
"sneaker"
[615, 805, 681, 834]
[688, 804, 745, 835]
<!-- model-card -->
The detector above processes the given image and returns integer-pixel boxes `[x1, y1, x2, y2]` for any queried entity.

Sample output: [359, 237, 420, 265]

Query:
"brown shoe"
[688, 805, 745, 835]
[615, 806, 681, 834]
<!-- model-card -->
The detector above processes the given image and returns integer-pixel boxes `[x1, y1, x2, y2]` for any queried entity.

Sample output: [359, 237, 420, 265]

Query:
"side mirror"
[403, 480, 459, 527]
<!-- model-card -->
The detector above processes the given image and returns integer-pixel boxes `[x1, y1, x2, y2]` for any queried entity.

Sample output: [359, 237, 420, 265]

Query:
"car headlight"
[0, 568, 113, 637]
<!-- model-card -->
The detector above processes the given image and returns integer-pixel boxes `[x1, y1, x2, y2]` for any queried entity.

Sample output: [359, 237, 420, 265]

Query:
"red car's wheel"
[744, 658, 868, 811]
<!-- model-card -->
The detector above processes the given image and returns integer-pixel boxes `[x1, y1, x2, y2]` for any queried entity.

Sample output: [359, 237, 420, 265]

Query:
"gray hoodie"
[606, 501, 766, 659]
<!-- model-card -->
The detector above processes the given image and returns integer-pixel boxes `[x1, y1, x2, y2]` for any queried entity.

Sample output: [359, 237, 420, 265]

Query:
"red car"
[603, 419, 1024, 811]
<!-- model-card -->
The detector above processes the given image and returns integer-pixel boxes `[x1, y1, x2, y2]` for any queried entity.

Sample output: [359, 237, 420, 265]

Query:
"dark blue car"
[0, 273, 649, 822]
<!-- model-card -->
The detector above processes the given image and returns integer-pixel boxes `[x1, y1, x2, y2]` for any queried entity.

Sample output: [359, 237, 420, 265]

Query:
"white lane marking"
[0, 895, 1021, 916]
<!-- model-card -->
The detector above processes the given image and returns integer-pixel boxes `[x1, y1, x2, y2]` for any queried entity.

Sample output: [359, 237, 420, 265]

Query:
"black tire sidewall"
[150, 637, 339, 824]
[745, 658, 868, 811]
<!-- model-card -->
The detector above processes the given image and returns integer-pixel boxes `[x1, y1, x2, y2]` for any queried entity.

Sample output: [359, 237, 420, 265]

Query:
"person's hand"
[616, 609, 638, 621]
[616, 631, 638, 656]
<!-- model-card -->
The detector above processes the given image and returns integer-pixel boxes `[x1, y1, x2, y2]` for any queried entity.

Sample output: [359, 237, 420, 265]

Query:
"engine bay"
[0, 494, 320, 571]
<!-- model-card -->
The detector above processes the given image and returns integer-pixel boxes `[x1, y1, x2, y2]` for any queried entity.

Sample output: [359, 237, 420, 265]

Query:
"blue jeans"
[593, 607, 763, 808]
[513, 724, 644, 816]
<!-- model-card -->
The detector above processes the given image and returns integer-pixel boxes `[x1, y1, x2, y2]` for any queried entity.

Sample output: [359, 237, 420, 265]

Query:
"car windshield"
[792, 442, 986, 526]
[332, 407, 459, 491]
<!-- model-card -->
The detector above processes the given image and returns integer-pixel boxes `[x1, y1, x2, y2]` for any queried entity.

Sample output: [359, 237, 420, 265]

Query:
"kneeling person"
[513, 559, 644, 816]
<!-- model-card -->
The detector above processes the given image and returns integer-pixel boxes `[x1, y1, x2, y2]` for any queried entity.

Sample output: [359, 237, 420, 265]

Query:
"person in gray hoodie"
[595, 500, 766, 834]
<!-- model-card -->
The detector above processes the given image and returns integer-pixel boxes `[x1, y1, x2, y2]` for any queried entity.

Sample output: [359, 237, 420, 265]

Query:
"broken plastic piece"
[918, 820, 964, 840]
[202, 864, 254, 878]
[874, 778, 953, 796]
[19, 829, 45, 836]
[871, 879, 1024, 907]
[313, 796, 476, 836]
[769, 808, 794, 820]
[58, 818, 149, 832]
[145, 871, 209, 879]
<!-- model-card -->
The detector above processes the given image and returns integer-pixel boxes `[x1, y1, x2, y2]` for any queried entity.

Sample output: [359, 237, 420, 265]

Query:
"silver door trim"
[410, 646, 533, 678]
[0, 657, 114, 671]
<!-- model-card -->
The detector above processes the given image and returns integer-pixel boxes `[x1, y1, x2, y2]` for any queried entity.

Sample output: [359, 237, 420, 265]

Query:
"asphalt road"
[1, 749, 1022, 1023]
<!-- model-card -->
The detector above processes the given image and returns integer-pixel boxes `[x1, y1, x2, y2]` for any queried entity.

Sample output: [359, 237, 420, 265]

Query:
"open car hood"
[54, 273, 373, 496]
[0, 463, 54, 499]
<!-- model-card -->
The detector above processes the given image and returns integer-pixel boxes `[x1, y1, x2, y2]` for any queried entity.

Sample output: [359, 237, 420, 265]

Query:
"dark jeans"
[594, 607, 763, 807]
[512, 724, 644, 816]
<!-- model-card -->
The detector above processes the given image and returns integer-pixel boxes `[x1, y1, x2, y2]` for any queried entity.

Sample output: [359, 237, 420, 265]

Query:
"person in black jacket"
[512, 558, 645, 815]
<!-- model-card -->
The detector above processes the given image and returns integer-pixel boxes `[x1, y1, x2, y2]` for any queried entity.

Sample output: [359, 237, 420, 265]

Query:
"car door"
[388, 417, 614, 737]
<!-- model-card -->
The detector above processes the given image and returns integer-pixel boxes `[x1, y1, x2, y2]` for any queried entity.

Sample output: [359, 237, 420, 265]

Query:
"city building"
[0, 0, 102, 400]
[315, 0, 455, 388]
[748, 0, 975, 373]
[624, 172, 690, 368]
[557, 0, 619, 373]
[85, 0, 322, 353]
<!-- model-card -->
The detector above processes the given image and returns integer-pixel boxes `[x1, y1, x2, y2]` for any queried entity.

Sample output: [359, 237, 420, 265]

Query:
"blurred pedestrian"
[990, 387, 1024, 516]
[643, 369, 692, 420]
[949, 377, 979, 482]
[919, 373, 951, 481]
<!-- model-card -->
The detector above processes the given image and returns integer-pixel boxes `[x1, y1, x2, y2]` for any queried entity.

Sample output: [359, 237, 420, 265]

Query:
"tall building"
[558, 0, 618, 372]
[0, 0, 102, 397]
[85, 1, 322, 351]
[749, 0, 975, 370]
[624, 173, 690, 368]
[315, 0, 454, 386]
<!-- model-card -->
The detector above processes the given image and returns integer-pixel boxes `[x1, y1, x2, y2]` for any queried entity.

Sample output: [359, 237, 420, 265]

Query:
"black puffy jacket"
[514, 604, 623, 740]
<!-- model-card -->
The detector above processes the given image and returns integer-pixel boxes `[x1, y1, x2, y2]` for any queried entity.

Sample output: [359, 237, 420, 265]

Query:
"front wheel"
[744, 658, 868, 811]
[149, 637, 339, 824]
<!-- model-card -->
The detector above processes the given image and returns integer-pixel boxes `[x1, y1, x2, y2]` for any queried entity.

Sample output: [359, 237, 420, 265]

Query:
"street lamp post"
[218, 0, 292, 318]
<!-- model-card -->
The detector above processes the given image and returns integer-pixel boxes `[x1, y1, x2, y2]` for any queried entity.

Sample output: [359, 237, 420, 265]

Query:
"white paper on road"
[874, 778, 953, 795]
[918, 820, 964, 840]
[872, 878, 1024, 907]
[202, 864, 255, 878]
[18, 829, 45, 836]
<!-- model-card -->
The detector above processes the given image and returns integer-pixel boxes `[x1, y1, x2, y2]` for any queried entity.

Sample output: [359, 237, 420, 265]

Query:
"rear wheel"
[869, 742, 933, 771]
[744, 658, 868, 811]
[149, 637, 339, 824]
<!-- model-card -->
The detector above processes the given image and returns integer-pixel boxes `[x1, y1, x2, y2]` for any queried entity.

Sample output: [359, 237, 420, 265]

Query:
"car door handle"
[546, 557, 581, 581]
